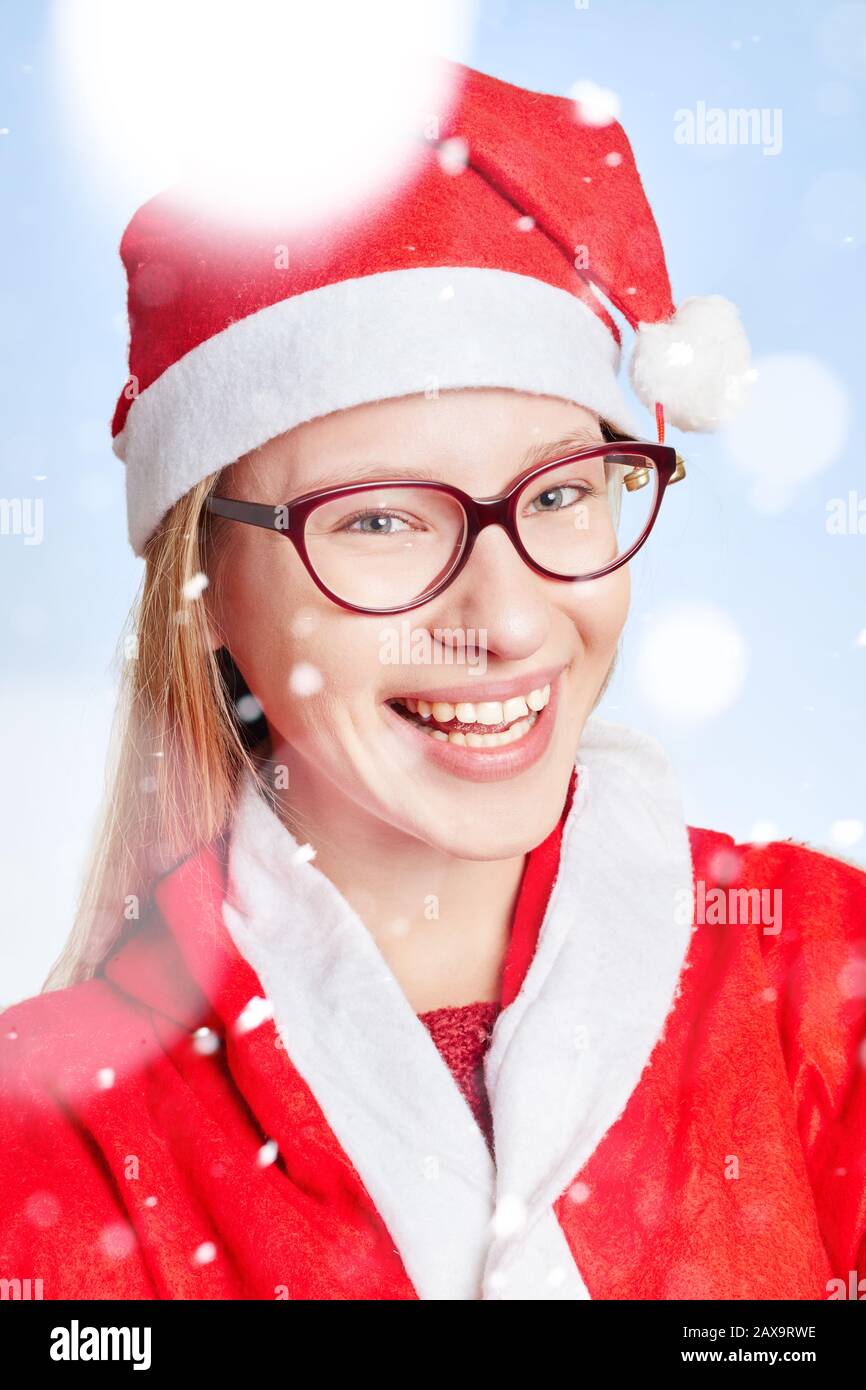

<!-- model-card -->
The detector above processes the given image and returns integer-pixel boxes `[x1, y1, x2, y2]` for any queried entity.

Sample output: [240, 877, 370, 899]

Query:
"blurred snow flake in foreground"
[749, 820, 781, 846]
[182, 571, 209, 601]
[289, 663, 323, 696]
[830, 819, 864, 849]
[839, 958, 866, 999]
[570, 80, 620, 127]
[256, 1139, 279, 1168]
[437, 136, 469, 175]
[235, 692, 264, 724]
[25, 1191, 61, 1227]
[636, 602, 748, 720]
[101, 1222, 137, 1259]
[722, 353, 849, 512]
[192, 1026, 221, 1056]
[96, 1067, 116, 1090]
[193, 1241, 217, 1265]
[235, 996, 274, 1035]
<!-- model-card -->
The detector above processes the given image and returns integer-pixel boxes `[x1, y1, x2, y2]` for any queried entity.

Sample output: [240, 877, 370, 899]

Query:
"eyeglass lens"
[302, 453, 659, 610]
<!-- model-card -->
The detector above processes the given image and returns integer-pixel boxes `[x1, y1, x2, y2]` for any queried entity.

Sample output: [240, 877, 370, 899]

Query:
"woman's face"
[209, 389, 630, 859]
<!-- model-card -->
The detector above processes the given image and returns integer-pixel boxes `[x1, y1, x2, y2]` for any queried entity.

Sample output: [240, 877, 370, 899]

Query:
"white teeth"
[394, 681, 552, 739]
[431, 701, 455, 723]
[414, 713, 538, 748]
[502, 696, 530, 722]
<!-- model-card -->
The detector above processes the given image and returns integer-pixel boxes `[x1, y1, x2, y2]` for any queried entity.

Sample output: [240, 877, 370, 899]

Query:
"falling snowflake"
[25, 1191, 61, 1227]
[749, 821, 780, 846]
[256, 1140, 279, 1168]
[635, 602, 748, 720]
[723, 353, 849, 512]
[235, 996, 274, 1035]
[193, 1241, 217, 1265]
[566, 1180, 591, 1205]
[514, 215, 535, 231]
[438, 284, 455, 301]
[290, 608, 318, 636]
[289, 662, 323, 696]
[707, 847, 743, 885]
[192, 1026, 221, 1056]
[182, 571, 209, 601]
[144, 1196, 158, 1208]
[96, 1067, 115, 1090]
[830, 819, 864, 849]
[604, 151, 622, 167]
[235, 693, 264, 724]
[437, 136, 469, 175]
[838, 959, 866, 1000]
[569, 80, 620, 127]
[293, 843, 316, 866]
[101, 1222, 136, 1259]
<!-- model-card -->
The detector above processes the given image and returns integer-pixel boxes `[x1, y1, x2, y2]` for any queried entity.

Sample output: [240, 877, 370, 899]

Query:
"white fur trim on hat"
[113, 266, 642, 555]
[629, 294, 753, 432]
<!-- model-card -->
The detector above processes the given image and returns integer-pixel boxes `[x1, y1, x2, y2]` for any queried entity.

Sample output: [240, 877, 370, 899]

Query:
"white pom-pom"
[629, 295, 753, 431]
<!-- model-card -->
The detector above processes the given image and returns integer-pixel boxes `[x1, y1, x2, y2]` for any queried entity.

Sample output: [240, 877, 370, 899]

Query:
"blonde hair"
[43, 415, 637, 990]
[43, 473, 259, 990]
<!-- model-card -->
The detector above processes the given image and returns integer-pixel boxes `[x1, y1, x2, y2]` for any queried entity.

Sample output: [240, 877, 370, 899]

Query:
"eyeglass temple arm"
[206, 497, 287, 530]
[606, 448, 687, 487]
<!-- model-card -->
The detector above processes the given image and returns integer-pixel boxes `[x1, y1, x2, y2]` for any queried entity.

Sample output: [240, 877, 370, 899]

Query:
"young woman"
[2, 61, 864, 1302]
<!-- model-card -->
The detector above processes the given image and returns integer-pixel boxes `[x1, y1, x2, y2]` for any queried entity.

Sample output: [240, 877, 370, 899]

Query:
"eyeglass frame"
[205, 439, 681, 615]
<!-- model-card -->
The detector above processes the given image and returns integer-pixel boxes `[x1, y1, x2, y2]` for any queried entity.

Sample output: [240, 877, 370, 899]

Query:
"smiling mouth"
[386, 684, 551, 748]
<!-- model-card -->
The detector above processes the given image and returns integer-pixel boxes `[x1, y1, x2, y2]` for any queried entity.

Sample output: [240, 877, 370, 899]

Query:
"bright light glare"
[54, 0, 474, 228]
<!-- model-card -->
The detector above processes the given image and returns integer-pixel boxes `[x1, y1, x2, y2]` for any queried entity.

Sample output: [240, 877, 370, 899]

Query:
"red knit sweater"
[417, 768, 575, 1155]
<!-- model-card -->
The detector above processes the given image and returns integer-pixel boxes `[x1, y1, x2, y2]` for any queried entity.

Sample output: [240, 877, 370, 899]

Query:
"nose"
[427, 522, 551, 663]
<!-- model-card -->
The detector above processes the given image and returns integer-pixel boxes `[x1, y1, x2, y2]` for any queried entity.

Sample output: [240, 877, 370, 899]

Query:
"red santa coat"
[1, 719, 864, 1300]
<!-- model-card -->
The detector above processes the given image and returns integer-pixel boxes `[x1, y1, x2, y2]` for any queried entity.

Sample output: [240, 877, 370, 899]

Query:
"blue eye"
[526, 481, 592, 513]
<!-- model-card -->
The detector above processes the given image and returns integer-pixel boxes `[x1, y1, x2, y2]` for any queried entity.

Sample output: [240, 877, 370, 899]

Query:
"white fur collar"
[221, 716, 695, 1300]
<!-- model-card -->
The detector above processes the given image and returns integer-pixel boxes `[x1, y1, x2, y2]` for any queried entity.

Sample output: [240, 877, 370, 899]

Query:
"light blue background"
[1, 0, 864, 1001]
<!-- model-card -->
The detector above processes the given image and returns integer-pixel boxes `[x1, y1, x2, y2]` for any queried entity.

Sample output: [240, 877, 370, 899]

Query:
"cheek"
[559, 568, 630, 657]
[213, 539, 382, 742]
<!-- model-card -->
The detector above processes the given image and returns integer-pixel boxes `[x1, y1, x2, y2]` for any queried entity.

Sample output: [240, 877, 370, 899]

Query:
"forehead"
[225, 388, 605, 496]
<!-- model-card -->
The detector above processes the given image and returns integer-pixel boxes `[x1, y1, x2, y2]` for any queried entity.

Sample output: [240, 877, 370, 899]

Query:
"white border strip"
[114, 266, 642, 554]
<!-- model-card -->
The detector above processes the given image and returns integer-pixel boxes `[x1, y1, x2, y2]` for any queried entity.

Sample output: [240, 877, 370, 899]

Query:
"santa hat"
[112, 60, 751, 556]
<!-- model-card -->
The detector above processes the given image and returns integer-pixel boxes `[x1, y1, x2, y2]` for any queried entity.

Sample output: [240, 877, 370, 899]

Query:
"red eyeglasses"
[206, 440, 683, 615]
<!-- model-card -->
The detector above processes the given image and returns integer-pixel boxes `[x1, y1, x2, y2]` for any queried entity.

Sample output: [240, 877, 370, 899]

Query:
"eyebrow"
[304, 428, 608, 490]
